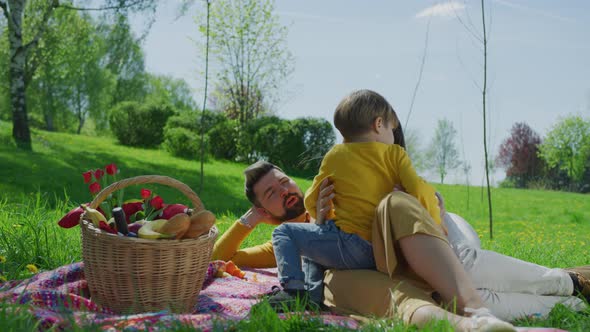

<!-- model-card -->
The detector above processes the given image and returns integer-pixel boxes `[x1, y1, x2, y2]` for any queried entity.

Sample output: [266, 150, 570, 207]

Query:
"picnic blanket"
[0, 261, 359, 331]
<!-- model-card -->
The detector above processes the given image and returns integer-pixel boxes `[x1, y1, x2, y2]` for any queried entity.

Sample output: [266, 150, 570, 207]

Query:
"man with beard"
[212, 161, 308, 268]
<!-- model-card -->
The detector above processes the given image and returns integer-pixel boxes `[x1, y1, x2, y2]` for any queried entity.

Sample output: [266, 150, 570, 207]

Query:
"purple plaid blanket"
[0, 261, 359, 331]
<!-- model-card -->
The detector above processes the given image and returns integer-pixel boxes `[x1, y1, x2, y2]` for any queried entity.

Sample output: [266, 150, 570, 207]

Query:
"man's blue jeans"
[272, 220, 375, 303]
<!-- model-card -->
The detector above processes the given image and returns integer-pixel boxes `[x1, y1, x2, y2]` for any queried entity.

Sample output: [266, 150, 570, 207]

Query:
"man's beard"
[272, 193, 306, 221]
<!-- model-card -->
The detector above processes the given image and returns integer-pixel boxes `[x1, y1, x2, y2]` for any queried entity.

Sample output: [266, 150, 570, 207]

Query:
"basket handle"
[89, 175, 204, 212]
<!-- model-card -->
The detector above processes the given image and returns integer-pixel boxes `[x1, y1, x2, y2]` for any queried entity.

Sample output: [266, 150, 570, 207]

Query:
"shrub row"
[109, 101, 335, 175]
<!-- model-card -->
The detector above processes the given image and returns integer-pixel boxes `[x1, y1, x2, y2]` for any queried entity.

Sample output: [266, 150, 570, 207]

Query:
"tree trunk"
[6, 0, 32, 150]
[44, 74, 55, 131]
[76, 90, 84, 134]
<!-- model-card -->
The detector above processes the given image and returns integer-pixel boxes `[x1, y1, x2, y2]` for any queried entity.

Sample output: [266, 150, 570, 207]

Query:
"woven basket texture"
[80, 175, 218, 314]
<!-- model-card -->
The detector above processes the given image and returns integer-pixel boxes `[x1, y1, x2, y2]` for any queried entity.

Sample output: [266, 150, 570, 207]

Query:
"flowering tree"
[496, 122, 543, 188]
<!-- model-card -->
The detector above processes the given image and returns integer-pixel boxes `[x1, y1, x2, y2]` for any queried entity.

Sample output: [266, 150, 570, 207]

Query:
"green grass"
[0, 121, 589, 331]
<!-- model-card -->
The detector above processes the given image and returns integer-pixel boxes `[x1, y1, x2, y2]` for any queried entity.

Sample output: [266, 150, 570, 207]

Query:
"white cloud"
[415, 1, 466, 19]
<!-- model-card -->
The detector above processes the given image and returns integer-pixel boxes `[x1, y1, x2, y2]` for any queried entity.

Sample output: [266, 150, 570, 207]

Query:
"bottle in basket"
[112, 207, 128, 235]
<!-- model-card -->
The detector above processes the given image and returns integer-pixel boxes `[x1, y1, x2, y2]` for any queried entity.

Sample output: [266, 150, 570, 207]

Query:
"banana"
[138, 219, 173, 239]
[81, 204, 107, 227]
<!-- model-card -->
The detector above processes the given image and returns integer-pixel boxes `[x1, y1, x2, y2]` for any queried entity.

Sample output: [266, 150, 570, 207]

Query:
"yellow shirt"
[212, 220, 277, 268]
[211, 213, 311, 268]
[305, 142, 441, 242]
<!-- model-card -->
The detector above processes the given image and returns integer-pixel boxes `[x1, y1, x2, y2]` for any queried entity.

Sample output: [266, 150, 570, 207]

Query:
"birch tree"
[0, 0, 157, 150]
[198, 0, 293, 127]
[426, 118, 460, 184]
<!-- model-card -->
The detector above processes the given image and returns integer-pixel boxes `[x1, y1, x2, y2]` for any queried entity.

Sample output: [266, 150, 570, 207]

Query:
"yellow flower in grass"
[26, 264, 38, 274]
[0, 255, 6, 264]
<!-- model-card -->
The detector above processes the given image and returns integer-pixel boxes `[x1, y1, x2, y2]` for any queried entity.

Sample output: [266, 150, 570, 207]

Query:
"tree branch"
[0, 1, 8, 20]
[58, 0, 146, 12]
[22, 2, 58, 77]
[404, 15, 431, 130]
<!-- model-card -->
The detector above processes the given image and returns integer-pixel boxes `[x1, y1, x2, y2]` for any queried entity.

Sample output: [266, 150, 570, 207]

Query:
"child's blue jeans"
[272, 220, 376, 303]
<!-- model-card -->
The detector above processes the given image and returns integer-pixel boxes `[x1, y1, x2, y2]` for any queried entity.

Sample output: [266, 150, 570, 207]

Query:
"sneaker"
[265, 288, 321, 312]
[568, 271, 590, 303]
[465, 307, 516, 332]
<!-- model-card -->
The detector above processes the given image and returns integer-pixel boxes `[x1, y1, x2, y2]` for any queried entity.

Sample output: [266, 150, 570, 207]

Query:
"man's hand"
[315, 178, 335, 225]
[240, 207, 280, 228]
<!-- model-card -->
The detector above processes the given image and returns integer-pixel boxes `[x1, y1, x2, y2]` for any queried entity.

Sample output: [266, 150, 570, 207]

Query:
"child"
[269, 89, 442, 308]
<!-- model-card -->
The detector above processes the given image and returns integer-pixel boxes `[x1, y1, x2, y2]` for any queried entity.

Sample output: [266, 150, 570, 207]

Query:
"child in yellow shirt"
[269, 89, 440, 309]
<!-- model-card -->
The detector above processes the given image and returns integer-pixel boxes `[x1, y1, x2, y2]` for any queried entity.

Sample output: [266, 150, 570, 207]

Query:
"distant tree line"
[408, 116, 590, 194]
[497, 117, 590, 193]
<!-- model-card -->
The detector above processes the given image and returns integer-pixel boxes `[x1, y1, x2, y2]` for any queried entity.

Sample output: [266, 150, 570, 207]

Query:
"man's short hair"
[244, 161, 284, 206]
[333, 89, 400, 139]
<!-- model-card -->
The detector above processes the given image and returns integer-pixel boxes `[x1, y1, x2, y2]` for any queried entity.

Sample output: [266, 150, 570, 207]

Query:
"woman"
[213, 129, 588, 331]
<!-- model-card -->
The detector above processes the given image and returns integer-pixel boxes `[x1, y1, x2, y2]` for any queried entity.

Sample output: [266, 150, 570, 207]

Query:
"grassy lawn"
[1, 121, 589, 331]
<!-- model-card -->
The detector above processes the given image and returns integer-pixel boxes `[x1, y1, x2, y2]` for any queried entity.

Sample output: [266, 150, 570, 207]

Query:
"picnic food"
[80, 175, 218, 314]
[158, 213, 190, 239]
[137, 219, 172, 239]
[112, 207, 128, 235]
[127, 220, 145, 234]
[82, 204, 107, 227]
[183, 210, 216, 239]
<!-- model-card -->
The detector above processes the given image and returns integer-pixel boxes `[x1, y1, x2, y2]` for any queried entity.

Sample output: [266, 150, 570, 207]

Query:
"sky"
[132, 0, 590, 185]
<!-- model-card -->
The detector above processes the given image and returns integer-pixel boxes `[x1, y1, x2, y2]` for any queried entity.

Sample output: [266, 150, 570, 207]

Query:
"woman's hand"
[435, 192, 446, 220]
[393, 184, 406, 193]
[315, 178, 335, 225]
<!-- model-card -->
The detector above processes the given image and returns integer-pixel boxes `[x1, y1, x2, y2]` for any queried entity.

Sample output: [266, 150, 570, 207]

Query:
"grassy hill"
[1, 120, 589, 267]
[1, 121, 589, 330]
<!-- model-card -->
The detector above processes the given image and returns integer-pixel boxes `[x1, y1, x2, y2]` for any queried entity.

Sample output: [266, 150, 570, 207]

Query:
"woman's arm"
[395, 148, 442, 224]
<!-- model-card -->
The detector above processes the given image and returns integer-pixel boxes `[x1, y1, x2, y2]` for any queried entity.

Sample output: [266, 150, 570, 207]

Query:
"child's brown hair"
[333, 89, 400, 139]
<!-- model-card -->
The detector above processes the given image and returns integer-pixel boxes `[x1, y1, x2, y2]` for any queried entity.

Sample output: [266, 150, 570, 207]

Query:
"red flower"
[122, 201, 143, 222]
[89, 182, 101, 195]
[58, 206, 84, 228]
[161, 204, 189, 220]
[105, 163, 117, 175]
[82, 171, 93, 183]
[94, 169, 104, 181]
[98, 220, 117, 234]
[140, 188, 152, 200]
[150, 196, 164, 210]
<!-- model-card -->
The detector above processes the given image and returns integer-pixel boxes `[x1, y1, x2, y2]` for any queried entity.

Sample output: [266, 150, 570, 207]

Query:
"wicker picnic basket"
[80, 175, 218, 314]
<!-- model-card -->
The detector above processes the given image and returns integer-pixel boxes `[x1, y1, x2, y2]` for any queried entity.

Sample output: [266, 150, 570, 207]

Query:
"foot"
[464, 307, 516, 332]
[568, 271, 590, 303]
[265, 287, 321, 312]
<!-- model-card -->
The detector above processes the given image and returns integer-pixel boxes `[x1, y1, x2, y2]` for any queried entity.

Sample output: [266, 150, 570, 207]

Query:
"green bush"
[236, 116, 282, 163]
[208, 120, 239, 160]
[239, 116, 336, 175]
[165, 110, 226, 133]
[163, 127, 207, 160]
[292, 117, 335, 172]
[109, 101, 175, 147]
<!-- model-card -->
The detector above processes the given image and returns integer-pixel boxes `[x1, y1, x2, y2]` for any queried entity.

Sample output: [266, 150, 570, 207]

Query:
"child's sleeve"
[394, 147, 442, 224]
